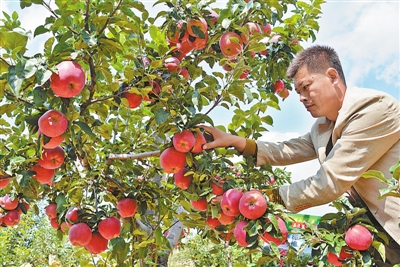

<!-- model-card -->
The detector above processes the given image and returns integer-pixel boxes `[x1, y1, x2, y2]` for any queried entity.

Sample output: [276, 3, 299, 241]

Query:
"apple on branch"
[31, 164, 55, 184]
[98, 216, 121, 240]
[191, 198, 208, 211]
[173, 167, 192, 190]
[219, 32, 243, 59]
[122, 90, 143, 109]
[220, 188, 243, 217]
[260, 216, 288, 246]
[238, 190, 268, 220]
[38, 146, 65, 170]
[0, 174, 11, 189]
[186, 17, 208, 38]
[233, 220, 250, 247]
[45, 203, 58, 219]
[38, 109, 69, 138]
[50, 61, 86, 98]
[160, 147, 186, 174]
[69, 222, 93, 246]
[38, 129, 65, 149]
[344, 224, 373, 251]
[117, 197, 138, 218]
[3, 210, 21, 226]
[85, 232, 109, 254]
[172, 129, 196, 153]
[191, 130, 207, 153]
[1, 194, 19, 210]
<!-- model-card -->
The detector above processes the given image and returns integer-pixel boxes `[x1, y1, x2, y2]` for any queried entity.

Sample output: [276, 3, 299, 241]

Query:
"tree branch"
[98, 0, 124, 36]
[106, 150, 161, 165]
[0, 56, 11, 66]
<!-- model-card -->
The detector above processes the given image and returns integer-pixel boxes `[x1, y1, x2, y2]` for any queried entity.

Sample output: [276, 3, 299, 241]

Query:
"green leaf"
[155, 108, 170, 125]
[7, 66, 23, 95]
[362, 170, 387, 183]
[74, 121, 95, 137]
[34, 25, 49, 37]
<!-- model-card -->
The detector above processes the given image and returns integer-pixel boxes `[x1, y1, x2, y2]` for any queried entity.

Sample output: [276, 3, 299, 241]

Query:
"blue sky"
[2, 1, 399, 216]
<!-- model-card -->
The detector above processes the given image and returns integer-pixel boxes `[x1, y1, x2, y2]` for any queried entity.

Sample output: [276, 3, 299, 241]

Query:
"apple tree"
[0, 0, 373, 265]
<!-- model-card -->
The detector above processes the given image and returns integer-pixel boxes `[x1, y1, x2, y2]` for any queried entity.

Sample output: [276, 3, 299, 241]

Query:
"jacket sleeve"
[256, 132, 318, 166]
[278, 91, 400, 213]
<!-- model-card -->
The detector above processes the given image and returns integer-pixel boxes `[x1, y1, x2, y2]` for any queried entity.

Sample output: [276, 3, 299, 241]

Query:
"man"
[200, 45, 400, 266]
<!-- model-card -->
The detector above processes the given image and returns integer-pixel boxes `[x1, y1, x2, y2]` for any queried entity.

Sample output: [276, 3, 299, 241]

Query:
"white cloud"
[309, 2, 400, 88]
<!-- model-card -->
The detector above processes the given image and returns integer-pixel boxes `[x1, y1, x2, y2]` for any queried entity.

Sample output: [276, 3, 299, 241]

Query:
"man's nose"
[299, 93, 307, 102]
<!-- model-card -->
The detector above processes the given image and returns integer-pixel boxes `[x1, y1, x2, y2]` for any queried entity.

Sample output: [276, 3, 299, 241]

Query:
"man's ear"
[326, 68, 339, 85]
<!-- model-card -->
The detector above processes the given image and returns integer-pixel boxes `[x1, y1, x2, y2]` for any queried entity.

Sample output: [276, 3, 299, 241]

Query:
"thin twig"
[98, 0, 124, 36]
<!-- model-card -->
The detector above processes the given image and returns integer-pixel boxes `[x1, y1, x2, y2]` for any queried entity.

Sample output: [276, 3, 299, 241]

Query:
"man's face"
[292, 66, 345, 121]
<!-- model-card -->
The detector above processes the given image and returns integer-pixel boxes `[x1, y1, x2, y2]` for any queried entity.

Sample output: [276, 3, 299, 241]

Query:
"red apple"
[85, 232, 109, 254]
[269, 34, 282, 43]
[177, 39, 194, 54]
[66, 207, 79, 224]
[164, 57, 181, 73]
[218, 211, 235, 225]
[239, 69, 249, 79]
[327, 252, 344, 267]
[69, 222, 93, 246]
[206, 216, 221, 230]
[117, 197, 138, 218]
[272, 79, 285, 92]
[234, 220, 249, 247]
[38, 146, 65, 169]
[60, 221, 69, 232]
[38, 109, 68, 137]
[143, 81, 162, 102]
[260, 217, 288, 246]
[173, 167, 192, 190]
[261, 22, 272, 35]
[122, 92, 142, 109]
[187, 17, 208, 38]
[50, 61, 86, 98]
[339, 246, 353, 260]
[173, 129, 196, 153]
[98, 216, 121, 240]
[0, 177, 11, 189]
[191, 130, 207, 153]
[0, 213, 2, 225]
[191, 198, 207, 211]
[179, 67, 190, 80]
[238, 190, 267, 220]
[188, 32, 208, 50]
[220, 189, 243, 216]
[219, 32, 243, 58]
[160, 147, 186, 174]
[1, 194, 19, 210]
[31, 164, 55, 184]
[205, 9, 218, 25]
[3, 210, 21, 226]
[211, 182, 224, 196]
[45, 203, 58, 219]
[278, 88, 289, 99]
[345, 224, 373, 251]
[240, 22, 262, 43]
[39, 132, 65, 149]
[166, 21, 184, 44]
[50, 218, 60, 229]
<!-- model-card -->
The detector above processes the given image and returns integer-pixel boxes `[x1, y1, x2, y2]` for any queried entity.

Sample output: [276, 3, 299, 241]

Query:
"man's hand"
[199, 125, 247, 152]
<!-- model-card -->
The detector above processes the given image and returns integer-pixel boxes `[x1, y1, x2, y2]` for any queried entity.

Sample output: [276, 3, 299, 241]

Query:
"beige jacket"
[256, 87, 400, 244]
